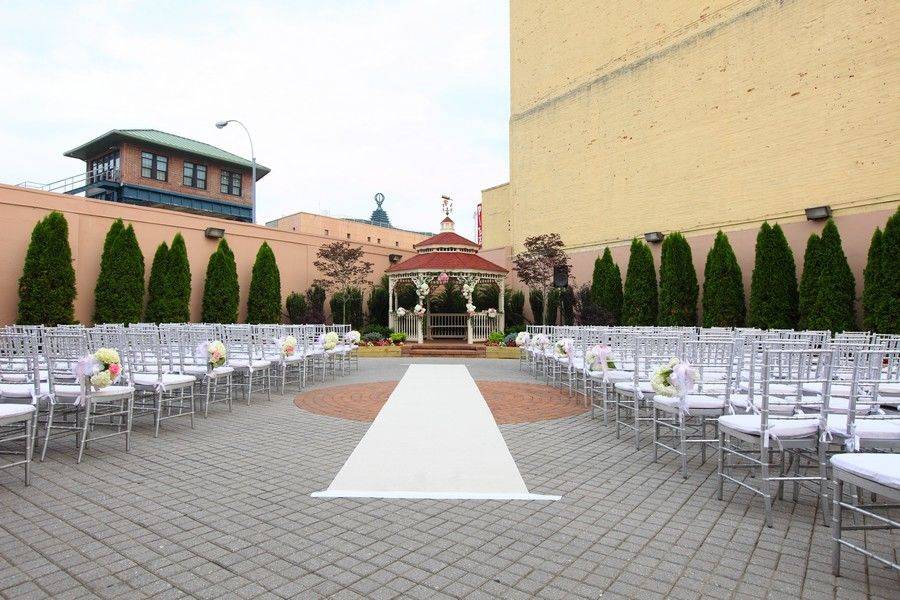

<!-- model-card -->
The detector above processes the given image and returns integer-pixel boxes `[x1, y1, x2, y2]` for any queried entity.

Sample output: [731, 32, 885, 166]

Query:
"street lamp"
[215, 119, 256, 222]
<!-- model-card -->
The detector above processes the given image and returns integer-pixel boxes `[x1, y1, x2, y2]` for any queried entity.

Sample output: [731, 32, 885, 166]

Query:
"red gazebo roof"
[413, 230, 481, 250]
[385, 252, 507, 273]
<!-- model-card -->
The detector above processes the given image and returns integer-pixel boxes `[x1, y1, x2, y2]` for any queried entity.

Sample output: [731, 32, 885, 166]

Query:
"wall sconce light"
[804, 205, 832, 221]
[204, 227, 225, 239]
[388, 253, 402, 263]
[644, 231, 664, 244]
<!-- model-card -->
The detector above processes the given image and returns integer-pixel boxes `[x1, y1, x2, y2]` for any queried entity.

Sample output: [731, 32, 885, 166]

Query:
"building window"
[89, 151, 120, 183]
[183, 162, 207, 189]
[220, 170, 242, 196]
[141, 151, 168, 181]
[324, 229, 329, 235]
[377, 238, 381, 244]
[346, 233, 351, 239]
[367, 236, 371, 242]
[395, 241, 399, 247]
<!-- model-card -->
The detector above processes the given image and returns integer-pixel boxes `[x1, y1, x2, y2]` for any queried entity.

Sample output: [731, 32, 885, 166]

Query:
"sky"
[0, 0, 509, 239]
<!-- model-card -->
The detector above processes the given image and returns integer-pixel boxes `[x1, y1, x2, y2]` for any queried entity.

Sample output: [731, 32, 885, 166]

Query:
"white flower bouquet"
[396, 307, 407, 318]
[280, 336, 297, 357]
[323, 331, 340, 351]
[531, 333, 550, 350]
[554, 338, 573, 357]
[465, 303, 476, 317]
[413, 304, 426, 318]
[515, 331, 531, 347]
[486, 308, 498, 319]
[585, 344, 616, 371]
[345, 330, 361, 345]
[651, 357, 698, 397]
[74, 348, 122, 389]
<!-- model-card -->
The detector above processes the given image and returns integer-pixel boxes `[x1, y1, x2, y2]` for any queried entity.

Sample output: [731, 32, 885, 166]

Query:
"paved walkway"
[0, 358, 896, 599]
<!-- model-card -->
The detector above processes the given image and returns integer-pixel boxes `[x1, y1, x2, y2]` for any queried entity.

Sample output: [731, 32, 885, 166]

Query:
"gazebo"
[386, 208, 508, 344]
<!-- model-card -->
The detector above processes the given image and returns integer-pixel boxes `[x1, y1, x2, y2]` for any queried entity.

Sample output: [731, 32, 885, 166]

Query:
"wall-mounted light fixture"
[204, 227, 225, 239]
[388, 253, 402, 264]
[804, 205, 832, 221]
[644, 231, 664, 244]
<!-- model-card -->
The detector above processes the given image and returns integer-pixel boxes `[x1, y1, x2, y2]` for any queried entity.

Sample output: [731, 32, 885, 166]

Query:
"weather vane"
[441, 195, 453, 218]
[374, 192, 384, 208]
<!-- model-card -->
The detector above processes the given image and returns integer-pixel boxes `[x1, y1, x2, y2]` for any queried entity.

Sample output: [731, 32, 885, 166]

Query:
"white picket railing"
[390, 313, 420, 342]
[428, 313, 467, 339]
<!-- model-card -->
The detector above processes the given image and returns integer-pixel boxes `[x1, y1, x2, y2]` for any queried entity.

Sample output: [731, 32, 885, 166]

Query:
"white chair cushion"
[182, 365, 235, 378]
[133, 373, 196, 388]
[831, 453, 900, 489]
[0, 383, 45, 399]
[727, 394, 799, 416]
[878, 383, 900, 395]
[283, 354, 305, 364]
[801, 382, 852, 397]
[229, 359, 271, 369]
[718, 414, 819, 438]
[614, 381, 655, 396]
[826, 415, 900, 442]
[588, 370, 632, 382]
[653, 394, 727, 410]
[0, 403, 35, 424]
[826, 396, 878, 415]
[53, 384, 134, 398]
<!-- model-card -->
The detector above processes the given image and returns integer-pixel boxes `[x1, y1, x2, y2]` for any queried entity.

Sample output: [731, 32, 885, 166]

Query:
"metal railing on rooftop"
[16, 168, 120, 194]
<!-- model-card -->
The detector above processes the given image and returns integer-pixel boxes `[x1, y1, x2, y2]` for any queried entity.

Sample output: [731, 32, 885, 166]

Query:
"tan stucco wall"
[0, 184, 417, 325]
[266, 212, 426, 251]
[480, 183, 512, 250]
[492, 0, 899, 253]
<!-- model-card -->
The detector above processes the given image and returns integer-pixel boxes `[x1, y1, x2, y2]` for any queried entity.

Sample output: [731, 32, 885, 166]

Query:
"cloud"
[0, 0, 509, 238]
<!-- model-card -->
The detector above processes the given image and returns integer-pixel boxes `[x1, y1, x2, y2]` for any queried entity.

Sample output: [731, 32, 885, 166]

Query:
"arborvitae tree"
[797, 234, 822, 330]
[546, 287, 560, 326]
[591, 248, 623, 323]
[862, 228, 884, 331]
[621, 239, 658, 326]
[246, 242, 282, 323]
[806, 219, 855, 332]
[747, 222, 798, 329]
[875, 208, 900, 334]
[164, 233, 192, 322]
[329, 287, 364, 328]
[657, 232, 698, 326]
[286, 292, 309, 324]
[529, 289, 545, 325]
[144, 242, 168, 323]
[94, 225, 144, 324]
[17, 212, 77, 325]
[559, 286, 576, 325]
[474, 283, 501, 310]
[505, 290, 525, 328]
[93, 219, 125, 323]
[306, 284, 326, 313]
[202, 239, 240, 323]
[366, 276, 389, 327]
[702, 231, 745, 328]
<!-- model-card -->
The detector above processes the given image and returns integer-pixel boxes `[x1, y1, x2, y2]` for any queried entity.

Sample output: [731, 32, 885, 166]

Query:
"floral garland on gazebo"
[458, 274, 480, 318]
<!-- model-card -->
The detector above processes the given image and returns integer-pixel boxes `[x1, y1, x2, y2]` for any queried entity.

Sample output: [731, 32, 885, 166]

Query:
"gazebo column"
[425, 295, 431, 341]
[499, 278, 506, 334]
[388, 276, 395, 332]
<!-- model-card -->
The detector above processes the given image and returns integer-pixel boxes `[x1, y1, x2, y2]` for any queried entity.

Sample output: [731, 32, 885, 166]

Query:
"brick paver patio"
[1, 358, 897, 599]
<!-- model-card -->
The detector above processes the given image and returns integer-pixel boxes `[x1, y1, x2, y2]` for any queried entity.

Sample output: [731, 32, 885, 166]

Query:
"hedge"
[246, 242, 282, 323]
[621, 238, 658, 326]
[144, 242, 169, 323]
[591, 248, 623, 324]
[202, 238, 240, 323]
[747, 222, 798, 329]
[17, 212, 77, 326]
[701, 231, 745, 327]
[657, 232, 698, 326]
[93, 224, 144, 324]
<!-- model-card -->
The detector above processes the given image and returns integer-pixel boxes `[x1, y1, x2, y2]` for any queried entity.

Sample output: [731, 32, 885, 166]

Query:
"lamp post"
[215, 119, 256, 222]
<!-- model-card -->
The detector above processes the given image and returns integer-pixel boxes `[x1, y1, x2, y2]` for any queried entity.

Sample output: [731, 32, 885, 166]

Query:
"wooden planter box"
[357, 345, 402, 357]
[485, 346, 521, 359]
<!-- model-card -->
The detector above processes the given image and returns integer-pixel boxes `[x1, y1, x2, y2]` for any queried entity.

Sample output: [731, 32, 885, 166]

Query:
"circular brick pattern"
[294, 381, 588, 424]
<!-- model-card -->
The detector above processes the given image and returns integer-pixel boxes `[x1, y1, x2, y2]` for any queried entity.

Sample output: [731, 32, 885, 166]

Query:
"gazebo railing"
[471, 312, 494, 343]
[428, 314, 467, 339]
[391, 313, 419, 341]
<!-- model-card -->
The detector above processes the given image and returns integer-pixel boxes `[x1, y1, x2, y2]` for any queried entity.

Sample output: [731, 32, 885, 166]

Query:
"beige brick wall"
[496, 0, 899, 253]
[480, 182, 511, 250]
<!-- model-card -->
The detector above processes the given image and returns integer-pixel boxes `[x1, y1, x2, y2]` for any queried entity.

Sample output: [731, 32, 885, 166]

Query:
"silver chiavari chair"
[224, 325, 272, 404]
[0, 331, 40, 484]
[180, 325, 233, 417]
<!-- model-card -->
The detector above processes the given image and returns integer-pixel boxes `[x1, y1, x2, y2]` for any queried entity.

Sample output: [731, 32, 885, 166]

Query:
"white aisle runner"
[313, 364, 559, 500]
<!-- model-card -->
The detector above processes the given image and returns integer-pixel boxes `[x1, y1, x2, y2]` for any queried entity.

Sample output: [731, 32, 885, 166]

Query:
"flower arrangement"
[413, 304, 426, 318]
[486, 308, 498, 319]
[437, 272, 449, 285]
[531, 333, 550, 350]
[396, 307, 407, 318]
[465, 303, 476, 317]
[345, 330, 361, 345]
[650, 358, 699, 397]
[74, 348, 122, 389]
[280, 336, 297, 357]
[585, 344, 616, 371]
[416, 282, 430, 298]
[195, 340, 228, 368]
[515, 331, 531, 347]
[554, 338, 573, 357]
[323, 331, 340, 351]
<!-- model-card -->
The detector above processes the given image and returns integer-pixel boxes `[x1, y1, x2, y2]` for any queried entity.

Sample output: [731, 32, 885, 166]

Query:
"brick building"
[59, 129, 269, 223]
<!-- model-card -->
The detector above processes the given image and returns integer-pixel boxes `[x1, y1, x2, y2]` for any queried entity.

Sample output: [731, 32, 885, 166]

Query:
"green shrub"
[389, 332, 407, 344]
[474, 283, 500, 310]
[246, 242, 282, 323]
[144, 242, 168, 323]
[806, 219, 855, 332]
[504, 290, 525, 327]
[395, 282, 418, 310]
[862, 228, 884, 331]
[747, 222, 798, 329]
[797, 233, 822, 330]
[94, 222, 144, 324]
[202, 238, 239, 324]
[657, 232, 698, 326]
[576, 284, 613, 325]
[528, 289, 544, 324]
[701, 231, 745, 327]
[17, 211, 77, 326]
[330, 287, 364, 329]
[285, 291, 308, 324]
[591, 248, 623, 323]
[433, 280, 466, 313]
[621, 238, 658, 326]
[502, 332, 518, 346]
[875, 208, 899, 333]
[487, 331, 505, 345]
[504, 324, 526, 335]
[93, 219, 125, 323]
[367, 276, 389, 327]
[559, 286, 576, 325]
[164, 233, 192, 322]
[546, 288, 560, 326]
[362, 332, 384, 343]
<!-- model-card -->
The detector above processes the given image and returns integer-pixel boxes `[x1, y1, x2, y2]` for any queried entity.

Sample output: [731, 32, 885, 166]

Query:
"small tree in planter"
[591, 248, 623, 324]
[144, 242, 169, 323]
[202, 238, 239, 324]
[862, 228, 884, 332]
[701, 231, 745, 327]
[17, 211, 77, 326]
[247, 242, 282, 323]
[621, 238, 658, 326]
[747, 222, 798, 329]
[313, 241, 374, 325]
[512, 233, 570, 326]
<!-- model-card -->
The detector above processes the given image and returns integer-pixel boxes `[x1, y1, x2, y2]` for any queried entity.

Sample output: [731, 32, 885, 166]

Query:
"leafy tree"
[394, 282, 418, 311]
[621, 238, 658, 326]
[366, 275, 389, 326]
[164, 233, 192, 322]
[94, 224, 144, 324]
[701, 231, 745, 327]
[875, 208, 900, 333]
[247, 242, 282, 323]
[528, 289, 545, 325]
[144, 242, 169, 323]
[504, 290, 525, 328]
[657, 232, 698, 326]
[286, 292, 309, 324]
[512, 233, 570, 325]
[862, 228, 884, 331]
[576, 284, 614, 325]
[797, 234, 822, 330]
[806, 219, 855, 332]
[473, 282, 500, 310]
[433, 279, 466, 313]
[590, 248, 623, 323]
[559, 286, 576, 325]
[313, 241, 374, 325]
[93, 219, 125, 323]
[747, 222, 798, 329]
[546, 287, 560, 326]
[17, 211, 77, 325]
[306, 284, 326, 314]
[202, 238, 240, 323]
[329, 287, 364, 328]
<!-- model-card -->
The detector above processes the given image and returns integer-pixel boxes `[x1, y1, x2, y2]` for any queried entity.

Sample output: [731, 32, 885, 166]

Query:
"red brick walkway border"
[294, 381, 588, 424]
